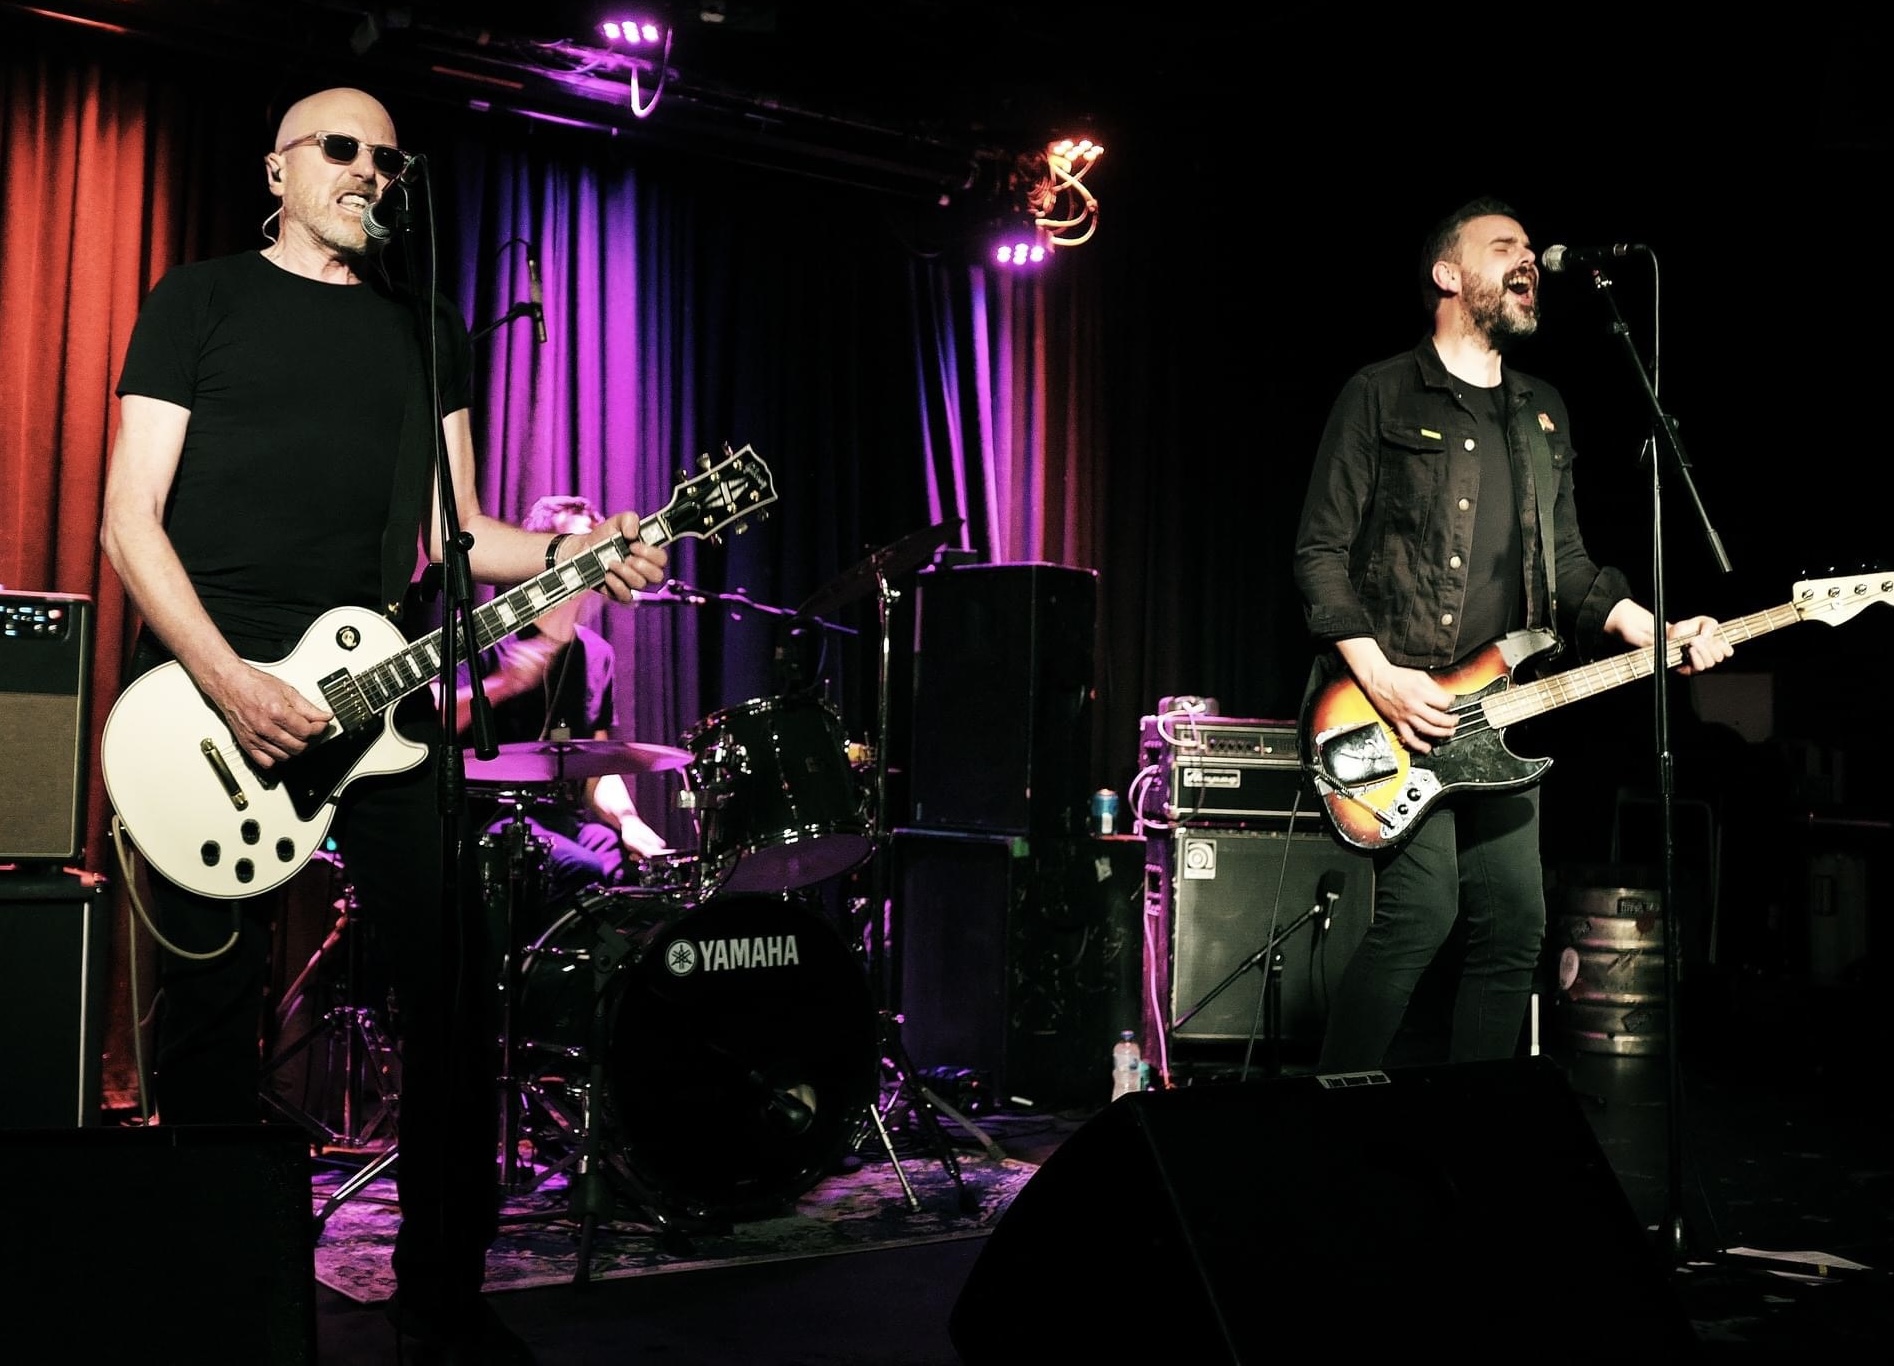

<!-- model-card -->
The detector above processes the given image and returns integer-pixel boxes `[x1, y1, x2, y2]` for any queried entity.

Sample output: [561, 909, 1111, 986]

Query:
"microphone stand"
[1577, 258, 1731, 1265]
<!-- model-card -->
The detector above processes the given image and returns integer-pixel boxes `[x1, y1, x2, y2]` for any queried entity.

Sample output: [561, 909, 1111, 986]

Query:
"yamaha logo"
[665, 933, 802, 976]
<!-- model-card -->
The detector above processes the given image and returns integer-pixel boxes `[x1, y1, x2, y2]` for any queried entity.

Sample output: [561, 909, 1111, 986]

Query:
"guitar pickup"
[201, 738, 251, 810]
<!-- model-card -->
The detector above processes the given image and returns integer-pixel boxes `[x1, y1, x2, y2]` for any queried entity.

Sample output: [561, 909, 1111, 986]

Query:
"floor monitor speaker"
[0, 1123, 317, 1362]
[949, 1058, 1695, 1362]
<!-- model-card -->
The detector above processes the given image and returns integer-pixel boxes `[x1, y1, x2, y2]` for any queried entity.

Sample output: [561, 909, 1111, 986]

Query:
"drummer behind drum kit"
[289, 518, 978, 1269]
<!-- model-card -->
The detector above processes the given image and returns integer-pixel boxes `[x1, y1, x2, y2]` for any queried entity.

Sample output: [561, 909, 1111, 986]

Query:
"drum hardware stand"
[485, 790, 548, 1195]
[260, 864, 403, 1158]
[493, 886, 699, 1282]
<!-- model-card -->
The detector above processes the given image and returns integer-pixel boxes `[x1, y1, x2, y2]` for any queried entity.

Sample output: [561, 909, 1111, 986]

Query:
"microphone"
[526, 246, 547, 344]
[1541, 242, 1648, 274]
[1313, 870, 1345, 932]
[360, 156, 420, 249]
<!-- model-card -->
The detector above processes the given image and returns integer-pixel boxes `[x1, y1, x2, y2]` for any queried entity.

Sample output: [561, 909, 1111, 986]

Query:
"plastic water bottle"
[1111, 1030, 1142, 1101]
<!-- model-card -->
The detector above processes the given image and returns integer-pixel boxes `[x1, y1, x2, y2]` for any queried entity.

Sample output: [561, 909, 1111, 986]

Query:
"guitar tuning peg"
[698, 453, 713, 471]
[675, 468, 689, 484]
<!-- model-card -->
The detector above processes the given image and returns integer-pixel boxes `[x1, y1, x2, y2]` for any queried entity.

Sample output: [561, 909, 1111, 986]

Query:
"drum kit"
[286, 519, 973, 1268]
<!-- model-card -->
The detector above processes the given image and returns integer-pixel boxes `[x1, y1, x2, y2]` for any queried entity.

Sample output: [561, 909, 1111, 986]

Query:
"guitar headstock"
[1792, 569, 1893, 627]
[659, 443, 777, 544]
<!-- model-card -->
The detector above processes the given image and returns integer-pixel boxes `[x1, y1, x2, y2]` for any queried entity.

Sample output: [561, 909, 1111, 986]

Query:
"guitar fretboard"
[1485, 600, 1806, 728]
[322, 521, 659, 730]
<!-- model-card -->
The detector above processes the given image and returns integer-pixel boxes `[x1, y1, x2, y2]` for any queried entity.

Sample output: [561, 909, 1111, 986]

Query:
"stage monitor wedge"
[949, 1057, 1696, 1362]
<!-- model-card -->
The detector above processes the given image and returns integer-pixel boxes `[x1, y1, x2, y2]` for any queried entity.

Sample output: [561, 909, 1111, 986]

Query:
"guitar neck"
[1486, 601, 1803, 726]
[350, 514, 668, 717]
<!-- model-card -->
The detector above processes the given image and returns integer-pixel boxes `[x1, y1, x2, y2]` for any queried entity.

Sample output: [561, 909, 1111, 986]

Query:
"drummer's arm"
[583, 729, 670, 857]
[437, 636, 561, 735]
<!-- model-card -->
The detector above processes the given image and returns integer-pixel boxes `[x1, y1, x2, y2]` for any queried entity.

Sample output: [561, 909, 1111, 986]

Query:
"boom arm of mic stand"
[1172, 900, 1328, 1031]
[469, 301, 538, 344]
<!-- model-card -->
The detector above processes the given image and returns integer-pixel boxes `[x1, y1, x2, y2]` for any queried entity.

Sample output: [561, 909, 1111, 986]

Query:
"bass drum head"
[605, 893, 879, 1219]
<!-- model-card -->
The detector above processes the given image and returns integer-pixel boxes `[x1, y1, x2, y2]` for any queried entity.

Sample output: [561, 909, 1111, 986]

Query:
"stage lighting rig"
[987, 135, 1104, 268]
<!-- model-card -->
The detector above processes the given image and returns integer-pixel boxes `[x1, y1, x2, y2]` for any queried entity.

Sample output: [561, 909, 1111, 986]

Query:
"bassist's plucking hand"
[1337, 636, 1457, 755]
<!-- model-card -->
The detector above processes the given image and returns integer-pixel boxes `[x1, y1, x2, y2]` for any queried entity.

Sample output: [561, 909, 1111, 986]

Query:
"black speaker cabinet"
[1159, 827, 1373, 1048]
[0, 591, 94, 864]
[0, 871, 109, 1128]
[908, 563, 1096, 836]
[895, 828, 1143, 1108]
[949, 1058, 1695, 1362]
[0, 1123, 316, 1362]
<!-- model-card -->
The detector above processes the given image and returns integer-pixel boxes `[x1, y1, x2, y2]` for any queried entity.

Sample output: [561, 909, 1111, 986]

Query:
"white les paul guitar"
[102, 444, 776, 900]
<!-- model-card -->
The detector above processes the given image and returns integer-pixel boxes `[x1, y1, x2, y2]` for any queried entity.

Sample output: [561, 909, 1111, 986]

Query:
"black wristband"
[544, 533, 571, 570]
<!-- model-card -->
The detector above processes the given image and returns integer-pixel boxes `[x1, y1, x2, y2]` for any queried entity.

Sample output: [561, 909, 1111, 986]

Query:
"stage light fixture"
[592, 8, 673, 117]
[982, 135, 1104, 265]
[1033, 135, 1104, 249]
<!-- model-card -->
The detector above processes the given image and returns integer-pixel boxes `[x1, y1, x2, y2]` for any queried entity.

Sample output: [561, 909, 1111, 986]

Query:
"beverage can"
[1090, 788, 1119, 836]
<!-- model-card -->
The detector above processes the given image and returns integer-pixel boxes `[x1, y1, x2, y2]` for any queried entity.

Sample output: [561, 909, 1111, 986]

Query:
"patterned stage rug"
[312, 1151, 1037, 1304]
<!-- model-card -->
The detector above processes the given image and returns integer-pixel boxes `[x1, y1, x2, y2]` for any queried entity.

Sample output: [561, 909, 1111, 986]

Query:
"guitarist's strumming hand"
[204, 656, 333, 770]
[1604, 602, 1733, 675]
[1336, 636, 1458, 755]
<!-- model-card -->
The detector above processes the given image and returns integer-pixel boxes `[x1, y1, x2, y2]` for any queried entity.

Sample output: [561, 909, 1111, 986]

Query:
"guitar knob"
[200, 841, 221, 866]
[275, 838, 297, 862]
[234, 859, 255, 884]
[241, 818, 261, 844]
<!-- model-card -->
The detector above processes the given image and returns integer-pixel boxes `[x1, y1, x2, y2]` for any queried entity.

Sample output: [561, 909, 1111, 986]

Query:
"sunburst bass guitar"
[1301, 572, 1891, 853]
[102, 444, 777, 899]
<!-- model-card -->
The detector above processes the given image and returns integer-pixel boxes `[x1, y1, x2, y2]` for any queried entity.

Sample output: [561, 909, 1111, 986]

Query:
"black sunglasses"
[278, 131, 412, 180]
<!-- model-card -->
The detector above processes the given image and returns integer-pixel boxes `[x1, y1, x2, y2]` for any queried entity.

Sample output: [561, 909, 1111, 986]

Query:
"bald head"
[274, 87, 397, 153]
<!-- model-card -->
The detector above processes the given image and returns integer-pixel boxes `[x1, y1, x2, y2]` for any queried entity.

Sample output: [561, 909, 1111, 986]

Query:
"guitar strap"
[1516, 398, 1560, 630]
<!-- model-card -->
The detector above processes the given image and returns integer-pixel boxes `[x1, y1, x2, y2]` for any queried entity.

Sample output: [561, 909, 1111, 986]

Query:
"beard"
[1463, 271, 1539, 352]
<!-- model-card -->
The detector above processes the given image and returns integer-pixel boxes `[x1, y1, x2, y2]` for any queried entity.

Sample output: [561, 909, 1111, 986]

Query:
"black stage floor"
[291, 968, 1889, 1364]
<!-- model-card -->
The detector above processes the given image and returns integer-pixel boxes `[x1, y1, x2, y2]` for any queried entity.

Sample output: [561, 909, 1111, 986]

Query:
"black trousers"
[148, 726, 504, 1311]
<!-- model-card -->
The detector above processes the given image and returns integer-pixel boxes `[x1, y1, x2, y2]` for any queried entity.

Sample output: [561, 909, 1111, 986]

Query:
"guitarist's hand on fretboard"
[574, 510, 670, 600]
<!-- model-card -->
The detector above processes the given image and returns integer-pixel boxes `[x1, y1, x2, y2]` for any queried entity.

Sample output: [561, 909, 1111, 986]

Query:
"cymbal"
[797, 517, 964, 618]
[465, 738, 693, 784]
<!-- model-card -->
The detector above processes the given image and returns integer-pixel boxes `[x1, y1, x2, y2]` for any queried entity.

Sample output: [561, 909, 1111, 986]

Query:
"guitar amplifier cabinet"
[1156, 827, 1373, 1048]
[0, 591, 94, 863]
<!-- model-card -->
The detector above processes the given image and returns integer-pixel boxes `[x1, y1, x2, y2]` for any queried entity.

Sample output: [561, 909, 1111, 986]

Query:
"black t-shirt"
[116, 250, 470, 656]
[1458, 380, 1524, 650]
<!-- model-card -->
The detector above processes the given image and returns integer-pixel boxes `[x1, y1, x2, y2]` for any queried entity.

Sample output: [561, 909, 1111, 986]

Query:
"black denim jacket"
[1293, 338, 1632, 671]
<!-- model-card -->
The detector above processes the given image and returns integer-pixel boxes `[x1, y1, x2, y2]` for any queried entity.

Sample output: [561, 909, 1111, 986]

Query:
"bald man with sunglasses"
[100, 86, 663, 1365]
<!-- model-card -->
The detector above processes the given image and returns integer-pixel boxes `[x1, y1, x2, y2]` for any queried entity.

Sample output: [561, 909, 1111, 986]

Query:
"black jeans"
[149, 730, 503, 1311]
[1316, 786, 1547, 1071]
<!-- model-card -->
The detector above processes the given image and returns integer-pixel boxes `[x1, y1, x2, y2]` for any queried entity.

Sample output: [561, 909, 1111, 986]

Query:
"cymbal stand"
[847, 563, 975, 1213]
